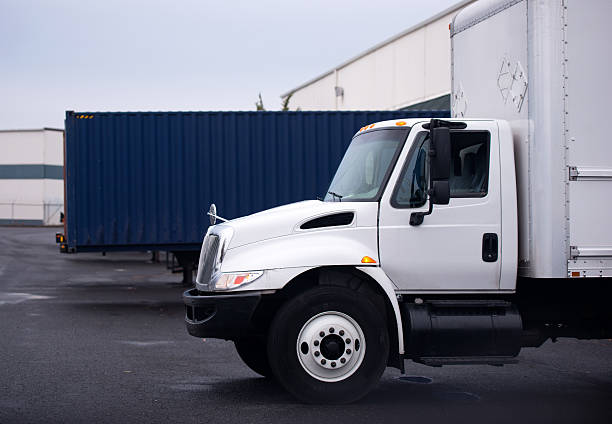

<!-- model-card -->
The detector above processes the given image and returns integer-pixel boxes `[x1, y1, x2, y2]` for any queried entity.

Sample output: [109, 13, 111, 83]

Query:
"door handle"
[482, 233, 498, 262]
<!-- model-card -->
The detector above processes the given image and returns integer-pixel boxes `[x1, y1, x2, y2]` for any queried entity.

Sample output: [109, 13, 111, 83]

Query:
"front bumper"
[183, 288, 261, 340]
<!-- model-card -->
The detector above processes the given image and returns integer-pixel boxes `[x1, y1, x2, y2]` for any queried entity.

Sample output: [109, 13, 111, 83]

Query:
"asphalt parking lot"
[1, 226, 611, 423]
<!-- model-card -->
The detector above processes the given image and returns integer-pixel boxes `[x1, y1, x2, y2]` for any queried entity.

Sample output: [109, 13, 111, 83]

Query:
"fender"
[356, 266, 404, 355]
[225, 258, 404, 355]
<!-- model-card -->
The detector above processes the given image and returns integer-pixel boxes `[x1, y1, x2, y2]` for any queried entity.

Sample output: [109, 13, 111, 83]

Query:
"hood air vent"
[300, 212, 355, 230]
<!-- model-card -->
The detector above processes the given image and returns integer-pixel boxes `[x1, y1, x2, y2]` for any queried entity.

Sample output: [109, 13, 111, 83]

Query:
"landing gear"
[173, 251, 199, 286]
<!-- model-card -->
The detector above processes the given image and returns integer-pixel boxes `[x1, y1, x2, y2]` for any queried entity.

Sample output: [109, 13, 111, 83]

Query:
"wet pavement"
[1, 226, 611, 423]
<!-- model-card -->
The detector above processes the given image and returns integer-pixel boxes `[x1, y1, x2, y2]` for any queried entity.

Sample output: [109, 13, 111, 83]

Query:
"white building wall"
[0, 129, 64, 225]
[283, 0, 475, 111]
[289, 73, 337, 111]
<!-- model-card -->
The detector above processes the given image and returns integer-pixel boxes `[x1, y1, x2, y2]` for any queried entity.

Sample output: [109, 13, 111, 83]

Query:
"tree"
[281, 92, 293, 111]
[255, 93, 265, 111]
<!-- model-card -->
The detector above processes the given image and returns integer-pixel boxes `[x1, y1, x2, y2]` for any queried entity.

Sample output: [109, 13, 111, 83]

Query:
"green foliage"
[255, 93, 265, 111]
[281, 92, 293, 111]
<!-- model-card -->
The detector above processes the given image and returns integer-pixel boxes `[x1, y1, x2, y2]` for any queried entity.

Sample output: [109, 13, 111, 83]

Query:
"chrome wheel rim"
[296, 311, 366, 382]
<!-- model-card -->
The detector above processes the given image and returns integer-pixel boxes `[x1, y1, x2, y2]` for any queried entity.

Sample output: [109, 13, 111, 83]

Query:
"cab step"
[415, 356, 519, 367]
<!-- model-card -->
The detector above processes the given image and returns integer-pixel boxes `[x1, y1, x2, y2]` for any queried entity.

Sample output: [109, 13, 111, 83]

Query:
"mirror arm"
[409, 191, 434, 226]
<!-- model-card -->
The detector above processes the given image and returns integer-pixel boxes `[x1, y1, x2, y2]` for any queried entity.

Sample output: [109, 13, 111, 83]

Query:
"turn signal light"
[215, 271, 263, 290]
[361, 256, 376, 264]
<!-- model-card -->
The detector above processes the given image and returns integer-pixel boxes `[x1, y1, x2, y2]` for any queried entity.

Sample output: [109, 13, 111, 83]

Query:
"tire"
[235, 336, 272, 378]
[267, 286, 389, 404]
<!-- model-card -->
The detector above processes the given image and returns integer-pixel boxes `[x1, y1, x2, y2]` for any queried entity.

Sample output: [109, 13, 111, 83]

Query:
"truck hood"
[217, 200, 378, 250]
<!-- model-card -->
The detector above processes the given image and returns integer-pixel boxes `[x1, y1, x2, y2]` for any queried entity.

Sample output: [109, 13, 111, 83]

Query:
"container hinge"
[570, 246, 580, 258]
[568, 166, 578, 181]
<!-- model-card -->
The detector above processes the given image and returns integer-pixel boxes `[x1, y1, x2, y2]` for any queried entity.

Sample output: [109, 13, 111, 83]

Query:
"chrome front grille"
[197, 234, 220, 288]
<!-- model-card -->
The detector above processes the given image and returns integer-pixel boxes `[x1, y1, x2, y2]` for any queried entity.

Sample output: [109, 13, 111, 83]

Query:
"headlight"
[215, 271, 263, 290]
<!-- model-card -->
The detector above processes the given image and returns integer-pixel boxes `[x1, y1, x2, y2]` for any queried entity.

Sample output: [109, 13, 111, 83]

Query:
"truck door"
[378, 121, 502, 291]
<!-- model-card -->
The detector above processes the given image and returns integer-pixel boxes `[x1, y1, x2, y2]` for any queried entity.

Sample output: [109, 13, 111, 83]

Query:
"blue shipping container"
[64, 110, 449, 253]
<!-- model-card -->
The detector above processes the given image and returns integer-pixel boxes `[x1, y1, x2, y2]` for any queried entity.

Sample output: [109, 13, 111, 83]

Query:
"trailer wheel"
[234, 336, 272, 378]
[267, 286, 389, 404]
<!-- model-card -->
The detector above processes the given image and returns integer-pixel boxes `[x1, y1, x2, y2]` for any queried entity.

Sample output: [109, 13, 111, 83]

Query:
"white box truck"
[183, 0, 612, 403]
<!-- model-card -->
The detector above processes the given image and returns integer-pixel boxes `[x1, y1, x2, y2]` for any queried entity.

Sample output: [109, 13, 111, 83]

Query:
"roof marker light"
[361, 256, 376, 264]
[396, 121, 407, 126]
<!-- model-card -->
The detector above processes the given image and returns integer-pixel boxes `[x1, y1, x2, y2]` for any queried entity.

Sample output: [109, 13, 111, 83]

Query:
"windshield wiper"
[327, 191, 343, 202]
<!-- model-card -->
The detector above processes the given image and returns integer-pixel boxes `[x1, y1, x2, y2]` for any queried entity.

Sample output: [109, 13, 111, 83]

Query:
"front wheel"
[267, 286, 389, 403]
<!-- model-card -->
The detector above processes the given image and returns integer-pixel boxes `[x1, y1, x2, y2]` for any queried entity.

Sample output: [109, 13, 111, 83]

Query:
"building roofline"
[280, 0, 474, 98]
[0, 128, 64, 133]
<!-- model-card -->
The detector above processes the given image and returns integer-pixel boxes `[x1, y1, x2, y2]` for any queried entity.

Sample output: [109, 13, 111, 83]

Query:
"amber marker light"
[396, 121, 407, 126]
[361, 256, 377, 264]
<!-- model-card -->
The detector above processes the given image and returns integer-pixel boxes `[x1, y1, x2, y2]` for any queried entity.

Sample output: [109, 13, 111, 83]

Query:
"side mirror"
[409, 124, 452, 226]
[430, 180, 450, 205]
[430, 127, 451, 177]
[429, 127, 451, 205]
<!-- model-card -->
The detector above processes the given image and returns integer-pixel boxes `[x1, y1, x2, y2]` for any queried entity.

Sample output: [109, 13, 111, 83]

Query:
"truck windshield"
[325, 128, 409, 201]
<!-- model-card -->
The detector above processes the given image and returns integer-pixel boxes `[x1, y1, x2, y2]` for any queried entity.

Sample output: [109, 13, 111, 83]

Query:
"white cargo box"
[451, 0, 612, 278]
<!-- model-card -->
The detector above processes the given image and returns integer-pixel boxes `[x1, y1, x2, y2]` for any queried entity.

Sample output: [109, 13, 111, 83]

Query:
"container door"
[378, 121, 502, 291]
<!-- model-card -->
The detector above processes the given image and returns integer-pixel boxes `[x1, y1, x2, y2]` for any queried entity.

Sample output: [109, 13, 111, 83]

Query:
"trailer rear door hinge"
[570, 246, 580, 258]
[568, 166, 578, 181]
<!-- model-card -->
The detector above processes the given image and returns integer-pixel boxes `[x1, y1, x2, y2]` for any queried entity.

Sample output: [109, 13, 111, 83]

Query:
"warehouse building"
[0, 128, 64, 225]
[281, 0, 474, 111]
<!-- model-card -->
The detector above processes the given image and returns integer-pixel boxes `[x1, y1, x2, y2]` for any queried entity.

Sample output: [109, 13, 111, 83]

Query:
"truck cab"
[184, 118, 524, 403]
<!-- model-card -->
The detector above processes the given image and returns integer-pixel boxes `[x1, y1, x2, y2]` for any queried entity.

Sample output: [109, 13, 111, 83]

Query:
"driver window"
[392, 130, 490, 208]
[392, 133, 429, 208]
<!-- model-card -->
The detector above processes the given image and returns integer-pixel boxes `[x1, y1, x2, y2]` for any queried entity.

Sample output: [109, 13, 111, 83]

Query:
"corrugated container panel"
[65, 110, 449, 252]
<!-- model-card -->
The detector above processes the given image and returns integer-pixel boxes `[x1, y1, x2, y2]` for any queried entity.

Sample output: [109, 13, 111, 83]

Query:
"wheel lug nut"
[321, 359, 326, 365]
[346, 349, 352, 354]
[345, 338, 351, 344]
[339, 330, 344, 336]
[340, 358, 346, 364]
[331, 362, 336, 367]
[314, 340, 319, 346]
[319, 331, 325, 337]
[314, 351, 320, 357]
[329, 327, 334, 333]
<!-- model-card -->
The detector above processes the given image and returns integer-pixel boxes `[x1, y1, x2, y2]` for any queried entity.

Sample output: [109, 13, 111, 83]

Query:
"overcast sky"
[0, 0, 457, 129]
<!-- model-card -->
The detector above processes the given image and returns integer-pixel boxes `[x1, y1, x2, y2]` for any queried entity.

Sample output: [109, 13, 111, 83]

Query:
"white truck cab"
[184, 0, 612, 403]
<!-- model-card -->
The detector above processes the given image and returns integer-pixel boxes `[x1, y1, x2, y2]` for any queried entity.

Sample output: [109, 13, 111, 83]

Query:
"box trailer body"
[451, 0, 612, 278]
[61, 110, 445, 255]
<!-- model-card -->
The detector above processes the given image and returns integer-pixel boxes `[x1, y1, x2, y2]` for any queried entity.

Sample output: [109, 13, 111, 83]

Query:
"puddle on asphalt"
[120, 341, 173, 347]
[0, 292, 54, 305]
[398, 376, 433, 384]
[67, 277, 115, 283]
[435, 391, 481, 401]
